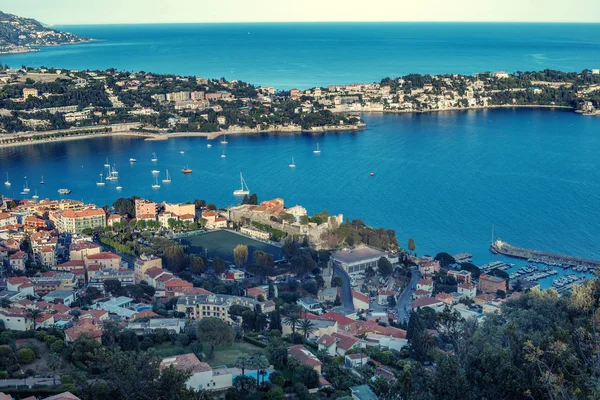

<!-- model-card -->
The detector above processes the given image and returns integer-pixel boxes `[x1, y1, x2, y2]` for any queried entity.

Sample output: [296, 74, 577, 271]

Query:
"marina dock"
[490, 239, 600, 269]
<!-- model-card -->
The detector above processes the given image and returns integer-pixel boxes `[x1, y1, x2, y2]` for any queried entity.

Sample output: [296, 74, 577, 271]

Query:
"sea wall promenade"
[490, 239, 600, 268]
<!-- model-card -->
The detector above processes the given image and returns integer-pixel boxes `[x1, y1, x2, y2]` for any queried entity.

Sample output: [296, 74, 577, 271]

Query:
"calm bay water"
[1, 109, 600, 280]
[2, 23, 600, 286]
[3, 23, 600, 89]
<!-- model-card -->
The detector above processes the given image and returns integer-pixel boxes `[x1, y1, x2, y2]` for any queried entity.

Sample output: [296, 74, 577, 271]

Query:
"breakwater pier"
[490, 239, 600, 269]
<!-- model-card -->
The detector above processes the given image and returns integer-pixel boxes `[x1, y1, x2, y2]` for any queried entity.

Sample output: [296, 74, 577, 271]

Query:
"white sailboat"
[129, 158, 137, 163]
[105, 164, 118, 181]
[104, 158, 110, 167]
[23, 180, 30, 193]
[221, 150, 226, 158]
[151, 152, 158, 162]
[289, 157, 296, 168]
[97, 173, 105, 186]
[152, 169, 160, 175]
[180, 151, 185, 154]
[207, 143, 212, 148]
[116, 186, 123, 191]
[233, 172, 250, 196]
[152, 175, 161, 189]
[220, 134, 228, 144]
[313, 143, 321, 154]
[40, 175, 44, 184]
[32, 190, 39, 200]
[162, 169, 171, 183]
[4, 173, 10, 187]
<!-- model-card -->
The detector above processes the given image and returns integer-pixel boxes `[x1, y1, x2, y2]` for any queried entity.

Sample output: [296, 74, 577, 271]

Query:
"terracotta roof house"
[411, 297, 443, 310]
[132, 310, 160, 320]
[288, 345, 322, 374]
[317, 332, 361, 356]
[319, 311, 355, 332]
[64, 320, 102, 344]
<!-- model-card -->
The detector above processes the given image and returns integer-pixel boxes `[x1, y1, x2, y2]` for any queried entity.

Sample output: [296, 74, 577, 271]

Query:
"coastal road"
[396, 267, 419, 322]
[333, 265, 354, 310]
[0, 377, 55, 387]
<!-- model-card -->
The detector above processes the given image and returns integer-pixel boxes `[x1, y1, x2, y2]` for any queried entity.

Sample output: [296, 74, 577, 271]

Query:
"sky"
[2, 0, 599, 25]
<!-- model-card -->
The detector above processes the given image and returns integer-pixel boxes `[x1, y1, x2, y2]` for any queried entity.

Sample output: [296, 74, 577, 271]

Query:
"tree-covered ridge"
[380, 279, 600, 400]
[0, 11, 89, 51]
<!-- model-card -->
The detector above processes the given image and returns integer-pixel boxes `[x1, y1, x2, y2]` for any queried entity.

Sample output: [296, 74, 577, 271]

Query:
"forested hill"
[0, 11, 90, 52]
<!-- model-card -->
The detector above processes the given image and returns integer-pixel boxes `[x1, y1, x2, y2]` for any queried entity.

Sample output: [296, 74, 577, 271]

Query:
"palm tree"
[287, 355, 301, 385]
[234, 355, 251, 376]
[299, 319, 316, 340]
[268, 343, 288, 368]
[250, 355, 269, 389]
[47, 352, 61, 386]
[26, 308, 42, 331]
[102, 320, 120, 347]
[284, 313, 300, 343]
[421, 331, 437, 359]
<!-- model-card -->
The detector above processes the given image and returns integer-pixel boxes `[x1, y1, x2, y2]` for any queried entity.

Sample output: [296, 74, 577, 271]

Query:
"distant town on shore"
[0, 64, 599, 146]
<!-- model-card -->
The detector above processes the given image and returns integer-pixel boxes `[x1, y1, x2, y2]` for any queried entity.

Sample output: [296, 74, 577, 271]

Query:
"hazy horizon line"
[51, 20, 600, 27]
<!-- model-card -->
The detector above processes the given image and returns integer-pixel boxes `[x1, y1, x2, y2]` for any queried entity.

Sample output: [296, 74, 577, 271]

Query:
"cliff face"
[0, 11, 90, 53]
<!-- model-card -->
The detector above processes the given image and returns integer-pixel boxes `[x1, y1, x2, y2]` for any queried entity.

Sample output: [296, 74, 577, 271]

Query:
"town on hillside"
[0, 189, 595, 400]
[1, 66, 600, 144]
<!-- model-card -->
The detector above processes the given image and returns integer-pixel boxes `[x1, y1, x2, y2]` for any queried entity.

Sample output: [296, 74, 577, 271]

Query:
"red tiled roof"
[319, 311, 354, 326]
[145, 267, 166, 279]
[246, 287, 267, 298]
[417, 279, 433, 285]
[165, 279, 192, 288]
[412, 297, 442, 309]
[458, 283, 476, 289]
[7, 276, 31, 285]
[133, 310, 159, 319]
[288, 345, 322, 367]
[57, 260, 85, 268]
[62, 208, 105, 218]
[86, 252, 120, 260]
[181, 287, 212, 295]
[331, 332, 358, 350]
[351, 290, 369, 304]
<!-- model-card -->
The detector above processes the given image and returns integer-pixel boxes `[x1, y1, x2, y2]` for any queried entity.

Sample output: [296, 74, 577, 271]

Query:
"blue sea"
[3, 23, 600, 89]
[1, 23, 600, 287]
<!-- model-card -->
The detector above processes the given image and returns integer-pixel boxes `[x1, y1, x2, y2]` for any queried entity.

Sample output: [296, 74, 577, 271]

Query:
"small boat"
[4, 173, 10, 187]
[40, 175, 44, 184]
[181, 166, 192, 174]
[129, 158, 137, 163]
[289, 157, 296, 168]
[151, 152, 158, 162]
[162, 169, 171, 183]
[180, 151, 185, 154]
[207, 143, 212, 148]
[97, 173, 106, 186]
[116, 186, 123, 191]
[151, 170, 160, 175]
[32, 190, 39, 200]
[221, 150, 226, 158]
[313, 143, 321, 154]
[233, 172, 250, 196]
[104, 158, 110, 168]
[220, 134, 228, 144]
[152, 175, 160, 189]
[23, 180, 30, 193]
[105, 165, 118, 181]
[58, 189, 71, 195]
[370, 172, 375, 177]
